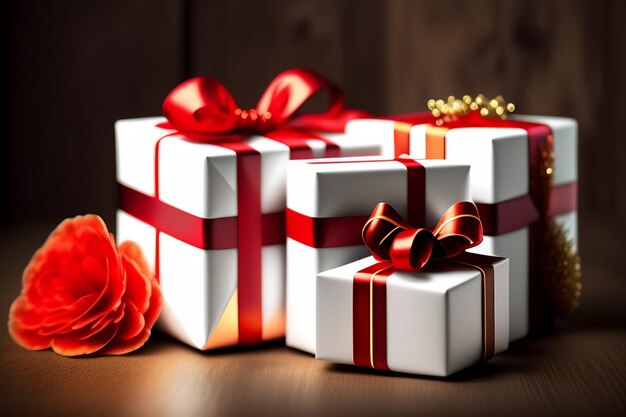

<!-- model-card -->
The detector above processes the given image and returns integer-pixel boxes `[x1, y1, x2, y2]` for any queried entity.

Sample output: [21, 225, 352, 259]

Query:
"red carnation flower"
[8, 215, 161, 356]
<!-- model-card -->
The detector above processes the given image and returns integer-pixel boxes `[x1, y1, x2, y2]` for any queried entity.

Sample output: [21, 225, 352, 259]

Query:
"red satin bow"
[161, 68, 368, 136]
[362, 202, 484, 271]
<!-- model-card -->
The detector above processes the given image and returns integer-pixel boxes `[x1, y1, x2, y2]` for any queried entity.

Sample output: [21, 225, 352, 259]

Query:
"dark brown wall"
[6, 0, 626, 230]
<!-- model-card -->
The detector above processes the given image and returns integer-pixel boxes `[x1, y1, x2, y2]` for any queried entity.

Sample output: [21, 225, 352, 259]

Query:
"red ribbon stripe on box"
[284, 157, 574, 249]
[286, 157, 426, 249]
[381, 111, 578, 231]
[119, 68, 370, 346]
[424, 112, 554, 213]
[400, 111, 578, 220]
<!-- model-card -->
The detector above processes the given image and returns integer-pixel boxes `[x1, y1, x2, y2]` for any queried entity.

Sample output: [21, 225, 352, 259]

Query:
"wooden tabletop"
[0, 220, 624, 417]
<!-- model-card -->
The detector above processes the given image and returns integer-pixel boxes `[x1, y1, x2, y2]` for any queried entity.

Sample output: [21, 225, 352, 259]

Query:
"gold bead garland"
[427, 94, 515, 119]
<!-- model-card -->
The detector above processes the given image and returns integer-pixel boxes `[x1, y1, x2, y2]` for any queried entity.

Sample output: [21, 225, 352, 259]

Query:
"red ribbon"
[122, 68, 369, 346]
[214, 142, 263, 344]
[286, 189, 574, 248]
[353, 202, 497, 370]
[160, 68, 370, 136]
[376, 111, 577, 235]
[362, 201, 483, 271]
[118, 185, 285, 249]
[286, 158, 426, 249]
[387, 112, 436, 157]
[417, 111, 558, 216]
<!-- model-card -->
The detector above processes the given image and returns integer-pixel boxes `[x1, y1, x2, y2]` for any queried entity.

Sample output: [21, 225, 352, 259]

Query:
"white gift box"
[346, 114, 578, 340]
[316, 254, 509, 377]
[115, 116, 383, 350]
[286, 157, 471, 354]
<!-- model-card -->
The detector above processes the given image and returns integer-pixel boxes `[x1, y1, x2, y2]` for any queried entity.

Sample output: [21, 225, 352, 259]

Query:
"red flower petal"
[98, 329, 151, 356]
[8, 296, 51, 350]
[87, 300, 126, 335]
[99, 259, 161, 355]
[50, 322, 118, 356]
[120, 255, 150, 313]
[143, 277, 162, 330]
[115, 301, 145, 341]
[118, 241, 151, 277]
[8, 215, 162, 356]
[39, 294, 98, 334]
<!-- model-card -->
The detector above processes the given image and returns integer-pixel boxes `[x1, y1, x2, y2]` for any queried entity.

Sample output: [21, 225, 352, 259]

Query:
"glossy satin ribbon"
[285, 112, 575, 249]
[353, 202, 497, 370]
[286, 158, 426, 249]
[386, 110, 579, 230]
[387, 112, 436, 157]
[362, 201, 483, 271]
[118, 185, 285, 249]
[285, 127, 577, 250]
[422, 111, 555, 214]
[387, 111, 571, 212]
[160, 67, 370, 136]
[285, 185, 576, 248]
[122, 68, 369, 346]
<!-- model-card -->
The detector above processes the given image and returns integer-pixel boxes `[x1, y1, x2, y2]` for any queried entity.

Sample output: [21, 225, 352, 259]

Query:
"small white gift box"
[316, 253, 509, 377]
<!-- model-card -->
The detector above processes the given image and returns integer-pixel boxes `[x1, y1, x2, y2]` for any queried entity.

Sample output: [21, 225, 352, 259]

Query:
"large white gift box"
[115, 116, 383, 350]
[286, 157, 471, 354]
[316, 253, 509, 377]
[346, 113, 578, 340]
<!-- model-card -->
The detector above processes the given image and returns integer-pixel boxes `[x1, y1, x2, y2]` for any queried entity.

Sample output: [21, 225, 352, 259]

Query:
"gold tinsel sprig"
[427, 94, 516, 119]
[539, 219, 582, 320]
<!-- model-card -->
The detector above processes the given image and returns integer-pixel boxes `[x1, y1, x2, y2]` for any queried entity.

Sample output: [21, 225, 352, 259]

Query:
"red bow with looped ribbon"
[160, 68, 370, 138]
[362, 201, 484, 271]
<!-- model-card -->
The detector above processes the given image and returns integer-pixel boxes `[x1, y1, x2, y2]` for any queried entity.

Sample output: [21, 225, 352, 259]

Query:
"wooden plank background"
[2, 3, 625, 416]
[5, 0, 625, 232]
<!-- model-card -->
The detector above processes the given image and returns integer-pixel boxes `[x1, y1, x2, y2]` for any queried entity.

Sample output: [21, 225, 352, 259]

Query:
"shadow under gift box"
[286, 157, 471, 354]
[316, 255, 509, 377]
[115, 116, 383, 350]
[346, 115, 578, 341]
